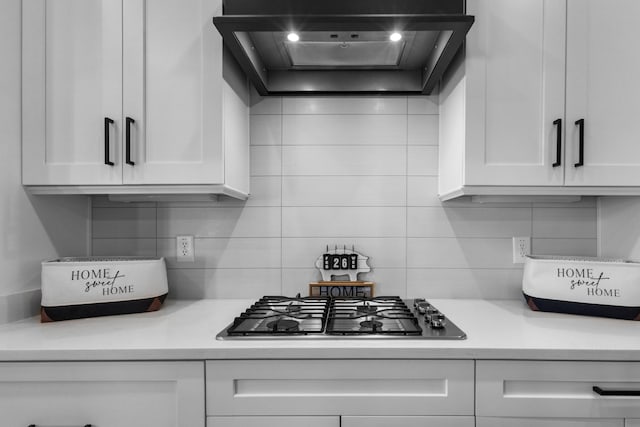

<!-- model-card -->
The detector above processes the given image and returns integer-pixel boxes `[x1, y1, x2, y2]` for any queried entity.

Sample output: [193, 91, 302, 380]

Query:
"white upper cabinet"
[464, 0, 566, 187]
[439, 0, 640, 200]
[22, 0, 250, 199]
[564, 0, 640, 186]
[22, 0, 123, 186]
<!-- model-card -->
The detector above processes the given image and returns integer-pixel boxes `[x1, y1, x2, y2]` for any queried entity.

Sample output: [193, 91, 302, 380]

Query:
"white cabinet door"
[0, 361, 204, 427]
[22, 0, 123, 185]
[564, 0, 640, 186]
[342, 416, 475, 427]
[122, 0, 226, 185]
[627, 420, 640, 427]
[207, 416, 340, 427]
[477, 418, 623, 427]
[464, 0, 566, 186]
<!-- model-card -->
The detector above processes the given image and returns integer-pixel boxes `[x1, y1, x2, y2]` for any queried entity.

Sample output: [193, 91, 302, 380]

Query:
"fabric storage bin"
[523, 255, 640, 320]
[41, 257, 168, 322]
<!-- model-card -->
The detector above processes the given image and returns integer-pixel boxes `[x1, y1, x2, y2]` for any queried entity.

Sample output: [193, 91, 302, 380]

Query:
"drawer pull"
[593, 385, 640, 396]
[28, 425, 92, 427]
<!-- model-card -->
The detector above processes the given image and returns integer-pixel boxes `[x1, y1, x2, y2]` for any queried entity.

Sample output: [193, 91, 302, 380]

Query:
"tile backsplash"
[92, 95, 597, 300]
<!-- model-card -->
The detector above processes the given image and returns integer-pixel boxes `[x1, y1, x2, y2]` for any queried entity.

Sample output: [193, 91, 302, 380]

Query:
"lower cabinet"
[206, 359, 474, 422]
[476, 360, 640, 426]
[477, 418, 624, 427]
[207, 416, 340, 427]
[341, 416, 475, 427]
[0, 361, 205, 427]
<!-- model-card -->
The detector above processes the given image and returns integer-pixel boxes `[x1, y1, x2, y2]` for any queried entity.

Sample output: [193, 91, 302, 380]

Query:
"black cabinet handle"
[593, 386, 640, 396]
[126, 116, 135, 166]
[28, 425, 92, 427]
[574, 118, 585, 167]
[552, 118, 562, 167]
[104, 117, 115, 166]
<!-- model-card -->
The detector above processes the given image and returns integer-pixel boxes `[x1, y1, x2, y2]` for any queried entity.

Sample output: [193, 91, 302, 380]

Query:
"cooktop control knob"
[416, 301, 430, 315]
[429, 313, 447, 329]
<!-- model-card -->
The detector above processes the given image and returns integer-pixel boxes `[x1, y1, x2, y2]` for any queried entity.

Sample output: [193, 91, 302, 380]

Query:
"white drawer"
[206, 359, 474, 416]
[477, 418, 623, 427]
[207, 416, 340, 427]
[0, 361, 204, 427]
[477, 361, 640, 418]
[342, 416, 475, 427]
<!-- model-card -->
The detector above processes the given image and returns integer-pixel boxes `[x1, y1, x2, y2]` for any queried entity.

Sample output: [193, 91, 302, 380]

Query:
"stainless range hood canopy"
[213, 0, 474, 95]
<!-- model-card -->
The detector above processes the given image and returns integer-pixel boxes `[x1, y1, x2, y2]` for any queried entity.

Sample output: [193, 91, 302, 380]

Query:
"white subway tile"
[407, 207, 531, 238]
[532, 207, 597, 238]
[283, 115, 407, 145]
[282, 176, 406, 207]
[159, 237, 281, 269]
[92, 207, 156, 238]
[532, 238, 598, 257]
[92, 238, 157, 257]
[407, 146, 439, 176]
[282, 146, 406, 176]
[283, 97, 407, 115]
[250, 146, 281, 176]
[157, 207, 281, 238]
[408, 96, 438, 114]
[408, 115, 438, 145]
[282, 207, 406, 238]
[407, 176, 442, 206]
[167, 268, 281, 299]
[281, 268, 406, 297]
[282, 237, 406, 268]
[407, 268, 524, 299]
[250, 115, 281, 146]
[407, 238, 514, 268]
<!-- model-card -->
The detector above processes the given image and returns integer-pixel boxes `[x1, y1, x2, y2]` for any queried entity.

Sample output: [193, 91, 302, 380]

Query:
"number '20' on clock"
[323, 254, 358, 270]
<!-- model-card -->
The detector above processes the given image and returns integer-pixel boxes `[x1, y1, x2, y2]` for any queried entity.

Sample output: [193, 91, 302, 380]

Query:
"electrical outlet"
[512, 237, 531, 264]
[176, 235, 195, 262]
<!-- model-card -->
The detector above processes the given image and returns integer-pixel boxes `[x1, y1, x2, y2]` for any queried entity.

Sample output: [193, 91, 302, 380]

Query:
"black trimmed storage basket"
[41, 257, 168, 322]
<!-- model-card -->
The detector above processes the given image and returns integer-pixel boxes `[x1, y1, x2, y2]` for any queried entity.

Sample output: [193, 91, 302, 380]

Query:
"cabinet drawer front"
[477, 361, 640, 418]
[206, 360, 474, 416]
[207, 416, 340, 427]
[342, 416, 475, 427]
[0, 361, 204, 427]
[477, 418, 623, 427]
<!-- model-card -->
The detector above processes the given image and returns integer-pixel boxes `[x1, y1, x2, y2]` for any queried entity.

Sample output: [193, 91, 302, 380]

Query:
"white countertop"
[1, 298, 639, 361]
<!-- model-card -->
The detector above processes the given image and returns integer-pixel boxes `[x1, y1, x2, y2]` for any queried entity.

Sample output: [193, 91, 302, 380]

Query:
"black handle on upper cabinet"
[126, 116, 135, 166]
[574, 118, 585, 167]
[552, 118, 562, 167]
[104, 117, 115, 166]
[593, 386, 640, 396]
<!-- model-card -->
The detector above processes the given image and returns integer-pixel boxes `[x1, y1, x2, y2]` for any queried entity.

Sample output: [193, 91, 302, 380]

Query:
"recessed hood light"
[213, 0, 474, 96]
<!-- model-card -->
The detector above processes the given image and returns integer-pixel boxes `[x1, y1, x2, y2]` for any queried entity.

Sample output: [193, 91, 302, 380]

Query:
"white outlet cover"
[176, 235, 195, 262]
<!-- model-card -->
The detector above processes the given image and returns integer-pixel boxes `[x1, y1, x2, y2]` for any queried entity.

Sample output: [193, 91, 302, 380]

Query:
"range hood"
[213, 0, 474, 95]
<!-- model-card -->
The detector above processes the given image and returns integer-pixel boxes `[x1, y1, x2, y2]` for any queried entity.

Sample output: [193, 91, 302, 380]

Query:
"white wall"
[93, 93, 598, 300]
[0, 0, 89, 323]
[599, 197, 640, 260]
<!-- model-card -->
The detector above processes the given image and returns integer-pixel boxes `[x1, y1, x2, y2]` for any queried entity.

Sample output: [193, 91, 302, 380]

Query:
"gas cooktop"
[216, 296, 466, 340]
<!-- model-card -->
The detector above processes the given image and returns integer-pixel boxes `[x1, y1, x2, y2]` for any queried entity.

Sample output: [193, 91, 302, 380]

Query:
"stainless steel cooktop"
[216, 296, 466, 340]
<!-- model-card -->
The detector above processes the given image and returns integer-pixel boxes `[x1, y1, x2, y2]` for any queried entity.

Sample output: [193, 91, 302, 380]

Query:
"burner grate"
[326, 296, 423, 336]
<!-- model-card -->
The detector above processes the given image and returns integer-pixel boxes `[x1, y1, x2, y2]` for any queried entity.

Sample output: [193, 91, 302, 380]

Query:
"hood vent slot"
[213, 0, 474, 95]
